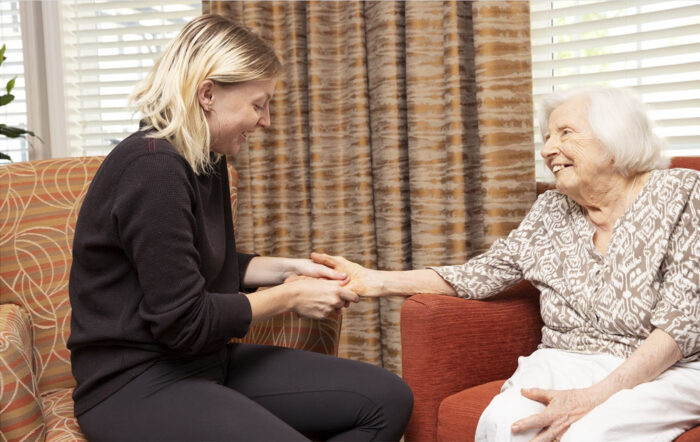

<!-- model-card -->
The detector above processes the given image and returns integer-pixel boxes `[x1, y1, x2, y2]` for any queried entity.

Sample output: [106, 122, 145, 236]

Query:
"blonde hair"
[130, 14, 282, 174]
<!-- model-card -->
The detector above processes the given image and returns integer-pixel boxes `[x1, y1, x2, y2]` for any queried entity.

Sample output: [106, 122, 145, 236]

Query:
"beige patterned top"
[432, 168, 700, 362]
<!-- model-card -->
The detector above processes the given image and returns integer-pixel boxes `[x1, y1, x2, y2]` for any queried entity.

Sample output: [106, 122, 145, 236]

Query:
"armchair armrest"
[0, 303, 45, 440]
[400, 281, 542, 442]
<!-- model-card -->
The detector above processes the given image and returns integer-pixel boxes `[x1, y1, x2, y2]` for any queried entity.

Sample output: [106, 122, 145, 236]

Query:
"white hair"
[538, 87, 669, 175]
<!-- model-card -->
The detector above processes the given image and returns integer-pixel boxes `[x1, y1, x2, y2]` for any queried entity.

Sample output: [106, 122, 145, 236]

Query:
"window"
[3, 1, 200, 161]
[61, 1, 201, 157]
[530, 0, 700, 180]
[0, 1, 29, 163]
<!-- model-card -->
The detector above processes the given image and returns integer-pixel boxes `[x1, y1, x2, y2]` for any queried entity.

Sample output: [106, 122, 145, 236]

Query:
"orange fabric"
[42, 389, 85, 442]
[438, 380, 503, 442]
[0, 304, 45, 441]
[670, 156, 700, 170]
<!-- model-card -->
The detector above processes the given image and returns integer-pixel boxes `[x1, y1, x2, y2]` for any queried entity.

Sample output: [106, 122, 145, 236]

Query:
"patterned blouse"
[432, 168, 700, 362]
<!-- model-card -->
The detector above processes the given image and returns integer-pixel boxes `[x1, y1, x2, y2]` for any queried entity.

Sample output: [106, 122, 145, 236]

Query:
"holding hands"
[310, 253, 382, 296]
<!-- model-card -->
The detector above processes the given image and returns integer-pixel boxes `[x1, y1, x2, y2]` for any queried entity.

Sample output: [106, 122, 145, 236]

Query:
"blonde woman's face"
[204, 78, 277, 156]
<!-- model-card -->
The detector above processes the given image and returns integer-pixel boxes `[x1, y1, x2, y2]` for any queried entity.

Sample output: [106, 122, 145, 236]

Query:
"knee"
[357, 368, 413, 440]
[477, 390, 543, 442]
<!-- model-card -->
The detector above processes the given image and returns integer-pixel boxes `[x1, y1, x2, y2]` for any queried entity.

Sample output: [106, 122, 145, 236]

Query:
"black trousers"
[77, 343, 413, 441]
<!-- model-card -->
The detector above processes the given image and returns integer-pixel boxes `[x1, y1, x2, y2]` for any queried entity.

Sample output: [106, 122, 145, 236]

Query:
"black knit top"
[68, 131, 254, 416]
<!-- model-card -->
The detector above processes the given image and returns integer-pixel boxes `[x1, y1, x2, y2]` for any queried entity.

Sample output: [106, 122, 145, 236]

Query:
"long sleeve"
[112, 153, 252, 354]
[651, 175, 700, 360]
[429, 192, 553, 299]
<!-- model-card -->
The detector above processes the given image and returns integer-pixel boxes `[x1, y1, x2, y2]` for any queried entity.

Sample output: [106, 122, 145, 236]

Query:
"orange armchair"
[401, 157, 700, 442]
[0, 157, 341, 440]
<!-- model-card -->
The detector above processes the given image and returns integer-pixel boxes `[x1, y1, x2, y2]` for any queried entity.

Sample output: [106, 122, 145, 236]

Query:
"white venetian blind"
[0, 1, 29, 163]
[60, 1, 201, 157]
[530, 0, 700, 180]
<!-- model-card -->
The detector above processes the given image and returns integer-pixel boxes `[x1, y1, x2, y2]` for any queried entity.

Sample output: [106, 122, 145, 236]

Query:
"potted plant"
[0, 43, 36, 162]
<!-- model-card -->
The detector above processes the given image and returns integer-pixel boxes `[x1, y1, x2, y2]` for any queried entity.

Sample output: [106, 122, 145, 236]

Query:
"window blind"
[530, 0, 700, 180]
[60, 1, 201, 157]
[0, 1, 29, 163]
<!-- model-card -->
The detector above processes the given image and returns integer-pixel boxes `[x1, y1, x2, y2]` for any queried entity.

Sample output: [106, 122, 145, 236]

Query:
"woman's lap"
[476, 349, 700, 442]
[77, 344, 412, 441]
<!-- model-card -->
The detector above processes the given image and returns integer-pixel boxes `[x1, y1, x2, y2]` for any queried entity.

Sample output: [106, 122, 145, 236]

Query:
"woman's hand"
[310, 253, 384, 297]
[286, 277, 359, 319]
[511, 387, 605, 441]
[291, 258, 348, 282]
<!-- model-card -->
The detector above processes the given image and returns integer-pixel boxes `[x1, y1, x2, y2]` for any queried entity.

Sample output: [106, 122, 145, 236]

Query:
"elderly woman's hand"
[310, 253, 384, 297]
[511, 387, 606, 441]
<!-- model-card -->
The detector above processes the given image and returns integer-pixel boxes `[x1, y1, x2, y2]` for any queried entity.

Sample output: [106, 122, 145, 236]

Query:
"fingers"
[314, 264, 347, 281]
[310, 252, 336, 267]
[512, 410, 551, 434]
[338, 287, 360, 304]
[520, 387, 551, 404]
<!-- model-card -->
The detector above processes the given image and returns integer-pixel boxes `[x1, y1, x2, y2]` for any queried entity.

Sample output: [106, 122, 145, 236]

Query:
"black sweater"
[68, 131, 254, 416]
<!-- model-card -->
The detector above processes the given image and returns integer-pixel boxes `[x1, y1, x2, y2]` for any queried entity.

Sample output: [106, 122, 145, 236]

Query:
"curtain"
[202, 0, 535, 375]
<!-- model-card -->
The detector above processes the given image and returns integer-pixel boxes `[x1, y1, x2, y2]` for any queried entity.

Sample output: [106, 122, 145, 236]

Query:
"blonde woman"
[68, 14, 412, 441]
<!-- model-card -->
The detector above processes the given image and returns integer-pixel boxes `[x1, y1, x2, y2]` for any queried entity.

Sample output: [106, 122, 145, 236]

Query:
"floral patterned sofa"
[0, 157, 341, 441]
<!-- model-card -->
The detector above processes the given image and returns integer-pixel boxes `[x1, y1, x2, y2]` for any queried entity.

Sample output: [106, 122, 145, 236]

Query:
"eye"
[561, 128, 572, 136]
[253, 104, 264, 113]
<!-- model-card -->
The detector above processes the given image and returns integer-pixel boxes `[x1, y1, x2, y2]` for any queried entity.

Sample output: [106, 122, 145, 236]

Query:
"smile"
[552, 164, 571, 173]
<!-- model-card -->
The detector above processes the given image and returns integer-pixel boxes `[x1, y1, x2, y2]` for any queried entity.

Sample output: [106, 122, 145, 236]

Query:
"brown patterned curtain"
[202, 0, 535, 375]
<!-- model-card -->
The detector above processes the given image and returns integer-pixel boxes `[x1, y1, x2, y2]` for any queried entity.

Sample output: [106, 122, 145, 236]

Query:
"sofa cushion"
[42, 388, 85, 441]
[0, 304, 45, 440]
[437, 380, 503, 441]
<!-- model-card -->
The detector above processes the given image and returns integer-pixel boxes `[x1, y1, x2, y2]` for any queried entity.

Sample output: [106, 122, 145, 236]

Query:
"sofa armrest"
[0, 303, 45, 440]
[400, 281, 542, 442]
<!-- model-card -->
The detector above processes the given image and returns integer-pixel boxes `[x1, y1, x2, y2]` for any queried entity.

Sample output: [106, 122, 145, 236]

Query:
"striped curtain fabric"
[202, 0, 536, 374]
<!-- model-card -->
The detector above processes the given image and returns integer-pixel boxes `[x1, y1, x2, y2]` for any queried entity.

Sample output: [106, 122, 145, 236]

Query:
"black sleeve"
[111, 153, 252, 354]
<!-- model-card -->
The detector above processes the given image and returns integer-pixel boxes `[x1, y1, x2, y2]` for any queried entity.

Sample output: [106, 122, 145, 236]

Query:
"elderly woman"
[313, 87, 700, 441]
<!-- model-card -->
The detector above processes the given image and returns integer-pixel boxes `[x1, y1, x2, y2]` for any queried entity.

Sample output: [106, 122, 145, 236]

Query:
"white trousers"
[475, 349, 700, 442]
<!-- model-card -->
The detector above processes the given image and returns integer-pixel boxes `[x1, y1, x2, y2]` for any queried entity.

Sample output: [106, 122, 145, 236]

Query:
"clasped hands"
[282, 253, 379, 319]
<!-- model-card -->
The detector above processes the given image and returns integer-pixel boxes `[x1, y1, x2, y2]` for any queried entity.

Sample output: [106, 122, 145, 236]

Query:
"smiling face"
[199, 78, 277, 156]
[541, 95, 617, 200]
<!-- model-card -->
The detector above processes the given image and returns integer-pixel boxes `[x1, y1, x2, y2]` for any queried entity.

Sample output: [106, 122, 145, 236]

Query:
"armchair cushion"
[437, 380, 503, 442]
[0, 303, 45, 440]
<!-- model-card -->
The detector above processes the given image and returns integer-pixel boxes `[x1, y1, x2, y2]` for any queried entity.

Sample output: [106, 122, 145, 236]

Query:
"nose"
[541, 135, 559, 160]
[258, 107, 271, 129]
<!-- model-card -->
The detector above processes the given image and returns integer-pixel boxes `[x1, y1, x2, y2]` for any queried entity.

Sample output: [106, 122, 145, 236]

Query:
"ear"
[197, 79, 215, 111]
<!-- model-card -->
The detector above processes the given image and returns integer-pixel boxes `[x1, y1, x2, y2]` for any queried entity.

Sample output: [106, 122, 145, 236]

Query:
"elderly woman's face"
[541, 96, 614, 197]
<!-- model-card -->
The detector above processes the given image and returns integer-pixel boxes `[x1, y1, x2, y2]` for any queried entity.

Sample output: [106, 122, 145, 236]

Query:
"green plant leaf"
[0, 93, 14, 106]
[6, 77, 15, 94]
[0, 151, 11, 162]
[0, 124, 34, 138]
[0, 44, 5, 65]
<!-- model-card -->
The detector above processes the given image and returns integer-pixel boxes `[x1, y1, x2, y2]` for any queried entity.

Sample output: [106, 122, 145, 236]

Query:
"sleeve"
[651, 178, 700, 361]
[430, 192, 553, 299]
[236, 252, 257, 293]
[112, 153, 252, 355]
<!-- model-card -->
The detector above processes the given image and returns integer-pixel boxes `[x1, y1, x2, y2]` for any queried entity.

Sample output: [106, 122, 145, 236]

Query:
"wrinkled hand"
[286, 277, 358, 319]
[512, 387, 603, 441]
[310, 253, 382, 297]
